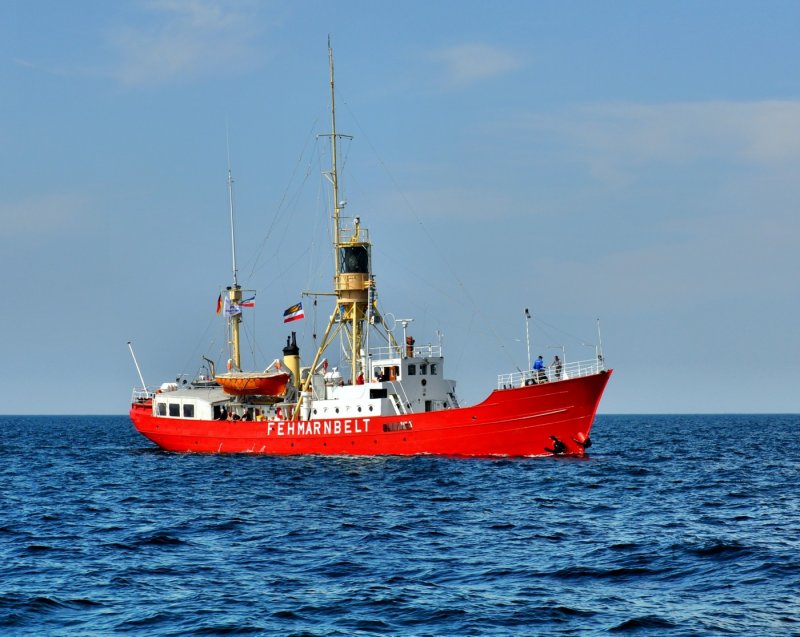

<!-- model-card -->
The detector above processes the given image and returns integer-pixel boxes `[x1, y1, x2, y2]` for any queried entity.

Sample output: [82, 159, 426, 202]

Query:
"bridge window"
[168, 403, 180, 417]
[183, 403, 195, 418]
[431, 363, 438, 375]
[420, 363, 427, 375]
[407, 364, 416, 376]
[157, 402, 166, 416]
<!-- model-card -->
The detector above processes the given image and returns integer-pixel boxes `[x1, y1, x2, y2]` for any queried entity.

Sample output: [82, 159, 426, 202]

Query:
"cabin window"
[168, 403, 180, 417]
[157, 402, 166, 416]
[407, 364, 416, 376]
[431, 363, 438, 375]
[183, 403, 195, 418]
[420, 363, 427, 375]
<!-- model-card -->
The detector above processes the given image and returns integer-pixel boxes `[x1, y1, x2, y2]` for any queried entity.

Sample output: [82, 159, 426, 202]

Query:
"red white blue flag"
[283, 302, 305, 323]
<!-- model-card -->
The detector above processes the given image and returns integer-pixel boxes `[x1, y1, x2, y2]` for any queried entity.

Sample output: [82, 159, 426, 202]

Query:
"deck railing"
[497, 357, 606, 389]
[369, 344, 443, 360]
[131, 387, 156, 402]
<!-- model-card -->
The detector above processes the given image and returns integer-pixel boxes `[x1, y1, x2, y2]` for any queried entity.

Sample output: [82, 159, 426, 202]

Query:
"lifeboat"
[214, 371, 290, 397]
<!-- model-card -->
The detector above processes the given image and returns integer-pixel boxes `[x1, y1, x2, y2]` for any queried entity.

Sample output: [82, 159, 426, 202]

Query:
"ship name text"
[267, 418, 371, 437]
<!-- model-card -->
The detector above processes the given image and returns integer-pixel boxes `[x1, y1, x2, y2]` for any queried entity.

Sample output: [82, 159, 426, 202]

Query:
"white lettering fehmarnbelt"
[267, 419, 371, 436]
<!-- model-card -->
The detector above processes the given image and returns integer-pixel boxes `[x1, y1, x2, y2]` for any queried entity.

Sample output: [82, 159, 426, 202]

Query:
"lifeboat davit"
[214, 371, 290, 396]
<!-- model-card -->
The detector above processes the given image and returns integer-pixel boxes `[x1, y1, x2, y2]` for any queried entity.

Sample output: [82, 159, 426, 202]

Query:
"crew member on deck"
[551, 355, 563, 380]
[533, 355, 546, 383]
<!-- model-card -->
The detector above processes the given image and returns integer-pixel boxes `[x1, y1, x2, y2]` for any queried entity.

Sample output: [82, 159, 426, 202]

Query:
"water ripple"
[0, 414, 798, 635]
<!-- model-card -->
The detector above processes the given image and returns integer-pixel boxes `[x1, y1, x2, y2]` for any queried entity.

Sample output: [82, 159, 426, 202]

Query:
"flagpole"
[524, 308, 532, 371]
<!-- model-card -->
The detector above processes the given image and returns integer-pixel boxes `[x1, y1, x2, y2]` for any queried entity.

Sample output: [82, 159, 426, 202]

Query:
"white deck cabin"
[139, 343, 459, 422]
[302, 343, 459, 420]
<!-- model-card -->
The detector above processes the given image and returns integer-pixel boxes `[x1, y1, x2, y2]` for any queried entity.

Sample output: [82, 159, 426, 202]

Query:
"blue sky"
[2, 1, 799, 414]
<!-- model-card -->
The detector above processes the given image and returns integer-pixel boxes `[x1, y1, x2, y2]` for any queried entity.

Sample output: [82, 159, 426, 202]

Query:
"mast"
[329, 37, 341, 266]
[326, 38, 372, 385]
[225, 136, 242, 371]
[291, 40, 378, 418]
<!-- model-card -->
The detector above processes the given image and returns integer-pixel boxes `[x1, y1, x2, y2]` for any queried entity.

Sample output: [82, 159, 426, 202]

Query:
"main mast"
[328, 40, 372, 385]
[292, 41, 374, 419]
[329, 42, 342, 270]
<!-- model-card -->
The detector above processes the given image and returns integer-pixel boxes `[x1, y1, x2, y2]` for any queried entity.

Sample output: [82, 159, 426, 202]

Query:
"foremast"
[225, 152, 243, 372]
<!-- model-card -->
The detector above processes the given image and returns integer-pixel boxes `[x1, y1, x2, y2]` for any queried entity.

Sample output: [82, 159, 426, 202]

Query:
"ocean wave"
[610, 615, 678, 631]
[1, 414, 798, 636]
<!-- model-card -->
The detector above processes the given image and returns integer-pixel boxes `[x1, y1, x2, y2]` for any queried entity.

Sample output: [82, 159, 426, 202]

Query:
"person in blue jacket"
[533, 355, 546, 383]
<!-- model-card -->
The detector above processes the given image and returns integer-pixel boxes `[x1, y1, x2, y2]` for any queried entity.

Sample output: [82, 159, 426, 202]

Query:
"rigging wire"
[176, 311, 225, 382]
[246, 117, 320, 282]
[342, 101, 514, 368]
[527, 315, 597, 357]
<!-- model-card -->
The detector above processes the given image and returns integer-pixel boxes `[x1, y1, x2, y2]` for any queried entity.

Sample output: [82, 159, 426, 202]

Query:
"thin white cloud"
[430, 43, 523, 88]
[523, 100, 800, 185]
[0, 193, 90, 239]
[107, 0, 261, 87]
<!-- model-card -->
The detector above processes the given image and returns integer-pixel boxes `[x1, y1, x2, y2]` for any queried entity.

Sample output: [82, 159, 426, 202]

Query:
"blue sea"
[1, 415, 798, 636]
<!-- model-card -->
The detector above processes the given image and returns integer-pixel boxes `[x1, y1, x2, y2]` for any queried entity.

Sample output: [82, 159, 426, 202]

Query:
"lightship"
[129, 44, 612, 456]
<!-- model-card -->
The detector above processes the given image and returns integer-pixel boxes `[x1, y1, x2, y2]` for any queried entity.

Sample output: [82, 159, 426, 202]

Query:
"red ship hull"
[130, 370, 611, 456]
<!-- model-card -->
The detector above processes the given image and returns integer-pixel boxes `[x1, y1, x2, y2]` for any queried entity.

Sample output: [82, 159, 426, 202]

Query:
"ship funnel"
[283, 332, 301, 386]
